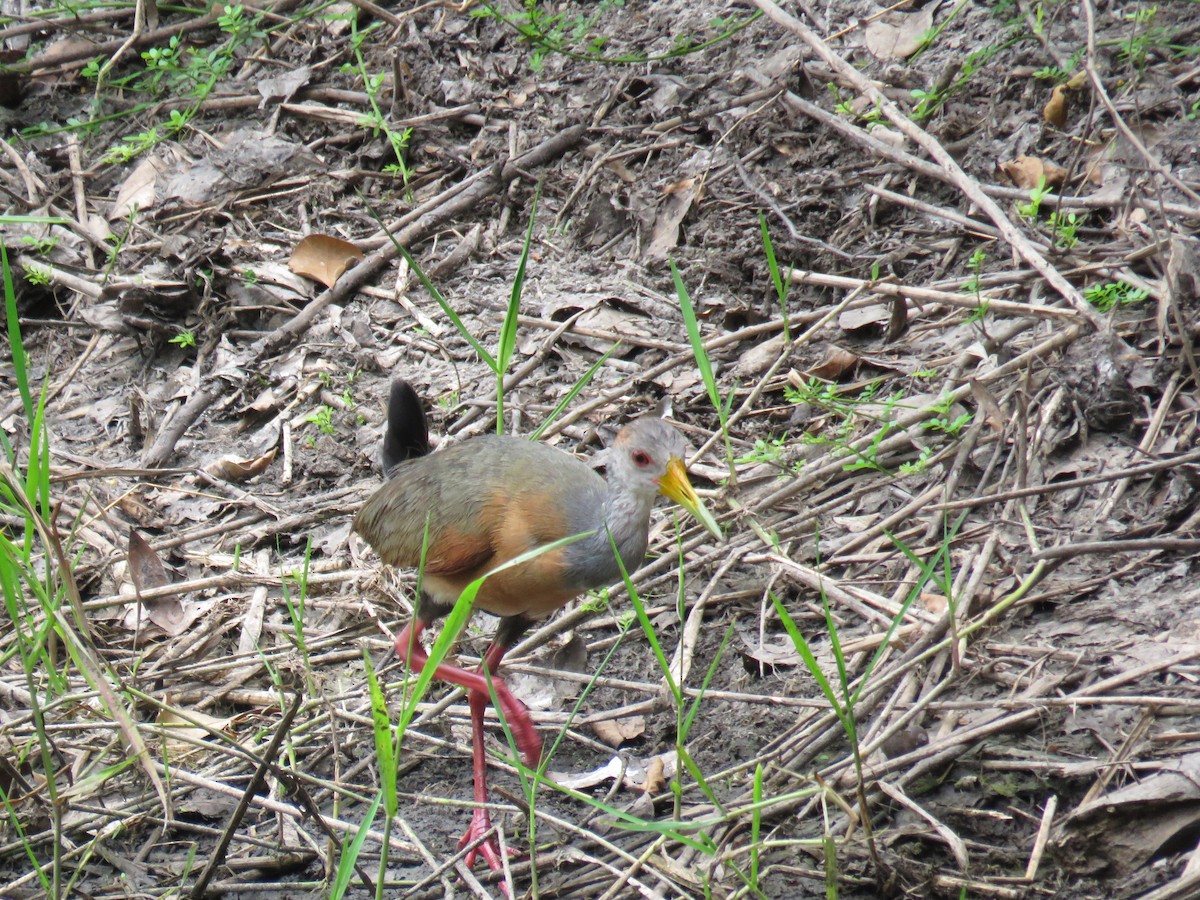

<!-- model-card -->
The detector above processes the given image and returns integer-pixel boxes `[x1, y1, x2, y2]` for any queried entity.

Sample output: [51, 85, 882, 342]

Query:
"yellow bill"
[658, 456, 723, 539]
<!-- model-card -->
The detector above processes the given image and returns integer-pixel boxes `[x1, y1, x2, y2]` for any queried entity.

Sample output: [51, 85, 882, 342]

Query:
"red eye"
[632, 450, 652, 468]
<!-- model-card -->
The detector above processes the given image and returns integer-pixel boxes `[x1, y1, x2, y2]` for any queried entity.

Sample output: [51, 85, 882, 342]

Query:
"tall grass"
[672, 261, 737, 480]
[770, 519, 964, 891]
[1, 247, 172, 894]
[0, 245, 64, 895]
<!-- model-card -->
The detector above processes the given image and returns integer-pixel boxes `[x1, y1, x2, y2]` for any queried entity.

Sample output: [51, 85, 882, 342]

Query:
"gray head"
[600, 418, 722, 538]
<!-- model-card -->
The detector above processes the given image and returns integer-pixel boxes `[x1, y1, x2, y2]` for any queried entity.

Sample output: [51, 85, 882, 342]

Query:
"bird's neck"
[594, 479, 656, 575]
[561, 471, 658, 590]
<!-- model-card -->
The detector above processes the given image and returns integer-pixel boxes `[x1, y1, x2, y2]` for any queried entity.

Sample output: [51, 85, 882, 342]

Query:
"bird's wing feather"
[355, 435, 608, 617]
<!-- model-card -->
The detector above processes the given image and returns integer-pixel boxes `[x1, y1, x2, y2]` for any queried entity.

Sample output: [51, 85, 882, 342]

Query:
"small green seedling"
[1016, 175, 1050, 220]
[1084, 281, 1149, 312]
[306, 405, 335, 435]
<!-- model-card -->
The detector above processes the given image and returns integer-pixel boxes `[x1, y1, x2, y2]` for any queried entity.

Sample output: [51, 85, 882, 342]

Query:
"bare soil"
[3, 0, 1200, 897]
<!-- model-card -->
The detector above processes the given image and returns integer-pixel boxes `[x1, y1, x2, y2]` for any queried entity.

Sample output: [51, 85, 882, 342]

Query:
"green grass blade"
[529, 344, 620, 441]
[394, 241, 497, 371]
[2, 248, 32, 421]
[769, 590, 844, 722]
[331, 789, 382, 900]
[0, 781, 51, 892]
[495, 189, 538, 430]
[611, 536, 678, 700]
[759, 212, 791, 338]
[866, 515, 965, 706]
[362, 649, 397, 818]
[750, 762, 763, 888]
[759, 212, 788, 305]
[0, 462, 171, 812]
[677, 744, 723, 812]
[821, 591, 852, 715]
[25, 383, 51, 518]
[357, 199, 498, 372]
[680, 620, 734, 743]
[670, 260, 721, 414]
[824, 831, 839, 899]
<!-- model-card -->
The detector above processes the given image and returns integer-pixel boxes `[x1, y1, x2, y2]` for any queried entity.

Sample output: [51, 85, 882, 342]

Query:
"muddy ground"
[2, 0, 1200, 897]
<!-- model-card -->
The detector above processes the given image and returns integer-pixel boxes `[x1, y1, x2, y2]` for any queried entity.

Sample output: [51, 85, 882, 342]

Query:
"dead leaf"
[731, 333, 787, 379]
[594, 792, 658, 836]
[621, 793, 656, 820]
[839, 304, 891, 335]
[603, 158, 636, 183]
[109, 156, 165, 220]
[646, 177, 700, 260]
[1057, 752, 1200, 876]
[178, 787, 239, 819]
[999, 155, 1068, 190]
[128, 530, 170, 595]
[569, 301, 654, 353]
[921, 592, 948, 615]
[289, 234, 364, 289]
[969, 380, 1007, 430]
[157, 707, 231, 760]
[124, 531, 209, 637]
[227, 261, 311, 311]
[549, 756, 624, 790]
[1000, 156, 1039, 189]
[548, 750, 676, 796]
[85, 213, 114, 244]
[503, 84, 529, 109]
[739, 628, 803, 675]
[246, 386, 282, 415]
[832, 514, 876, 533]
[549, 633, 588, 672]
[865, 7, 935, 59]
[1044, 84, 1068, 128]
[164, 129, 319, 204]
[509, 632, 589, 710]
[806, 348, 864, 381]
[134, 596, 202, 638]
[643, 755, 667, 794]
[204, 448, 277, 481]
[28, 35, 100, 73]
[257, 66, 311, 104]
[591, 715, 646, 747]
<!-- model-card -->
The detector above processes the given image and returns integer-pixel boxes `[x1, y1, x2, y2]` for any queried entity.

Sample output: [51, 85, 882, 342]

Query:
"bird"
[354, 379, 723, 877]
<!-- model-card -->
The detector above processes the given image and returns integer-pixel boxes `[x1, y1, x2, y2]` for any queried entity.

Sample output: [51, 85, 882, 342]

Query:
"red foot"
[459, 805, 515, 873]
[395, 620, 535, 896]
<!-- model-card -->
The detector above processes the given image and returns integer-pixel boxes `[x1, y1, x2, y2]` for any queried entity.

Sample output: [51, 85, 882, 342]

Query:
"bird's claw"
[459, 807, 517, 887]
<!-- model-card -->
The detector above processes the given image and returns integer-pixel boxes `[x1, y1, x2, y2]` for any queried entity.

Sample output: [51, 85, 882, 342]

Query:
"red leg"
[394, 621, 543, 766]
[396, 621, 533, 888]
[458, 686, 508, 872]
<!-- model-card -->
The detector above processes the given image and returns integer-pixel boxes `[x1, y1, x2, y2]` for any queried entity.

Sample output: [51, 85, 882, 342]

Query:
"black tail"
[381, 379, 430, 474]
